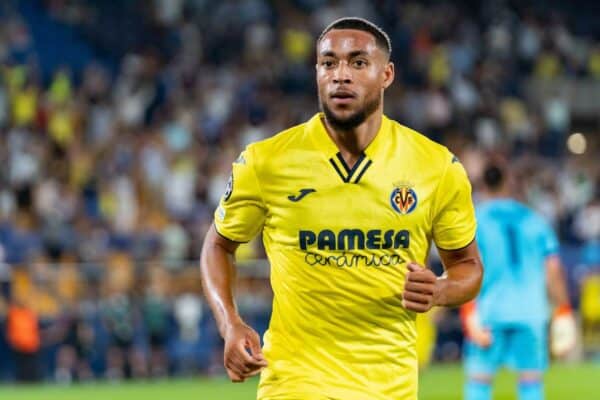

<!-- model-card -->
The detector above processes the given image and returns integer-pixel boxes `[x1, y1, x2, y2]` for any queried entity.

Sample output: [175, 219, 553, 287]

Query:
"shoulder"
[388, 120, 462, 192]
[511, 200, 542, 222]
[478, 199, 525, 214]
[525, 206, 554, 233]
[238, 120, 310, 178]
[475, 200, 503, 226]
[475, 201, 493, 216]
[245, 115, 323, 178]
[246, 120, 310, 159]
[389, 119, 454, 168]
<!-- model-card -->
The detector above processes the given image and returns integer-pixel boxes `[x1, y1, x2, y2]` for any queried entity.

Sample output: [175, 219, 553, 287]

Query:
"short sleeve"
[213, 146, 267, 242]
[432, 157, 477, 250]
[540, 220, 560, 257]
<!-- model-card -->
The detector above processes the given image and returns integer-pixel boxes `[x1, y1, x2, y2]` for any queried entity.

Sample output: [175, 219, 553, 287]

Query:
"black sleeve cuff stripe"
[435, 236, 476, 252]
[213, 223, 250, 244]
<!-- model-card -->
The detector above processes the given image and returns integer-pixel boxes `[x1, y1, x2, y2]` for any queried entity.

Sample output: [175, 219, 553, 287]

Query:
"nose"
[332, 61, 352, 84]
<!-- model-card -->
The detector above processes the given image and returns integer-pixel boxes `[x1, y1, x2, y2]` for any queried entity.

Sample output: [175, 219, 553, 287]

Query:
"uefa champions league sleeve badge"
[223, 173, 233, 202]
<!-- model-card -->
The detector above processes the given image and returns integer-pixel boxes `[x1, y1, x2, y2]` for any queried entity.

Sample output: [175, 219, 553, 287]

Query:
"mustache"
[329, 88, 357, 98]
[319, 93, 381, 131]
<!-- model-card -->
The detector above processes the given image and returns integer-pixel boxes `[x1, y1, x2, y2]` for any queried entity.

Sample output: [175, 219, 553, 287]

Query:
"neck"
[483, 187, 509, 200]
[322, 108, 383, 166]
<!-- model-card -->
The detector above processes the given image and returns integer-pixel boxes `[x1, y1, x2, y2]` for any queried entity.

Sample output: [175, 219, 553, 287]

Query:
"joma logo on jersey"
[390, 184, 417, 215]
[299, 229, 410, 251]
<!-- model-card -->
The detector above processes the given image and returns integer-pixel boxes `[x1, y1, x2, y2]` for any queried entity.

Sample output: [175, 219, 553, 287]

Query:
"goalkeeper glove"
[550, 305, 577, 358]
[460, 301, 492, 348]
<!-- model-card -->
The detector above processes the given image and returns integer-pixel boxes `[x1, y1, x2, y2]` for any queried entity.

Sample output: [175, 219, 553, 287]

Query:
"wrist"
[432, 277, 446, 307]
[554, 304, 572, 317]
[220, 314, 244, 338]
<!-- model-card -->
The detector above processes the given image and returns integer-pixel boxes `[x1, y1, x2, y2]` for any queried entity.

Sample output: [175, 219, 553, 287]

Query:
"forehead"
[318, 29, 380, 56]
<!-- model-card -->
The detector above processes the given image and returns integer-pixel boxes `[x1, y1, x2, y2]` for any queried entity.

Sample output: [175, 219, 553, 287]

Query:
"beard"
[320, 92, 381, 131]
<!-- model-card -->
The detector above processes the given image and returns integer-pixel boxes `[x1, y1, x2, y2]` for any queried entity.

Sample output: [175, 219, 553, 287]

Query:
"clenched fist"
[402, 262, 438, 313]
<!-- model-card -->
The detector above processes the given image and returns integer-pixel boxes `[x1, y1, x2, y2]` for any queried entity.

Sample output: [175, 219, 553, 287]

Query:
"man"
[7, 293, 42, 382]
[201, 17, 483, 399]
[461, 163, 576, 400]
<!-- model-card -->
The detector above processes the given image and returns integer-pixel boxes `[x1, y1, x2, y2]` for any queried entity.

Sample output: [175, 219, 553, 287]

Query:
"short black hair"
[317, 17, 392, 58]
[482, 164, 505, 191]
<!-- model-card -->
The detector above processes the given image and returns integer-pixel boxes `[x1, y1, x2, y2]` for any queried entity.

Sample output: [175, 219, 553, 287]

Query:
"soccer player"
[201, 17, 483, 399]
[461, 163, 576, 400]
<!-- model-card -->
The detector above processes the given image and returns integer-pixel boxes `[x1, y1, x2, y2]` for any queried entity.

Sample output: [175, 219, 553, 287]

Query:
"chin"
[320, 96, 379, 131]
[326, 102, 356, 116]
[330, 109, 356, 121]
[323, 109, 366, 131]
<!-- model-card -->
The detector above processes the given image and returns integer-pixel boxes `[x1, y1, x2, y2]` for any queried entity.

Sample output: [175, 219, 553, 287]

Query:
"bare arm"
[200, 224, 267, 382]
[435, 240, 483, 307]
[546, 254, 577, 357]
[546, 254, 570, 307]
[200, 224, 242, 336]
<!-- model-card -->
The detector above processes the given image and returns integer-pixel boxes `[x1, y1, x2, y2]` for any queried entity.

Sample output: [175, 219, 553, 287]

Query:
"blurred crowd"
[0, 0, 599, 382]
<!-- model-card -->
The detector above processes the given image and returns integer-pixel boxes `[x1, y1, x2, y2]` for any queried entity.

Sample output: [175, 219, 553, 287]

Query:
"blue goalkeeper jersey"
[475, 198, 559, 325]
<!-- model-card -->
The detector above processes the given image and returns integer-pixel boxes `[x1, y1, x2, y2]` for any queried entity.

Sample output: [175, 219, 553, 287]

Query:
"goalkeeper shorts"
[464, 323, 548, 374]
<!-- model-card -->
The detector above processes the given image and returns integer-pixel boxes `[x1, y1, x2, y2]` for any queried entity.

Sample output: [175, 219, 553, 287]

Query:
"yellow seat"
[581, 275, 600, 323]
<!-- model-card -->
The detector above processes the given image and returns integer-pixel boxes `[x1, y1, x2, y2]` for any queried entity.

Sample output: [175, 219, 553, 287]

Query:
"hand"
[402, 262, 438, 313]
[551, 306, 577, 358]
[465, 311, 492, 348]
[223, 320, 268, 382]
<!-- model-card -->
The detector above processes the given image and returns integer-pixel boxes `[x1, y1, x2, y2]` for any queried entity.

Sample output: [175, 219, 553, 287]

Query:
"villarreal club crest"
[390, 182, 418, 215]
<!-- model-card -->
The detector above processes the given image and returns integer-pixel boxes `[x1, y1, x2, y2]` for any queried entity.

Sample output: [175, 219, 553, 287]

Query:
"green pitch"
[0, 363, 597, 399]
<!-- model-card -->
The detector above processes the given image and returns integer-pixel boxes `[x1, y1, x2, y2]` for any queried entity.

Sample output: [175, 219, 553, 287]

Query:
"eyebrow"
[319, 50, 370, 58]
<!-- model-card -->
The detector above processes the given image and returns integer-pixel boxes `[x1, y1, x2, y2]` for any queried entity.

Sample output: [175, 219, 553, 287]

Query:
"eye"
[353, 59, 368, 68]
[321, 60, 336, 68]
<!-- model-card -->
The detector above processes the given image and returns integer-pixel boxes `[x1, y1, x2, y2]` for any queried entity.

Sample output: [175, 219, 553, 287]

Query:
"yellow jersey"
[214, 113, 476, 399]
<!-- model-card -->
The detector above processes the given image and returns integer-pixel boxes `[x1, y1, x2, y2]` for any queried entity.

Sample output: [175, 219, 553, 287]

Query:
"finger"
[226, 368, 245, 383]
[475, 331, 493, 348]
[483, 329, 492, 340]
[404, 281, 435, 294]
[237, 341, 268, 367]
[407, 271, 436, 284]
[245, 357, 268, 368]
[232, 349, 267, 372]
[230, 362, 265, 381]
[407, 262, 423, 272]
[246, 331, 266, 361]
[482, 331, 493, 347]
[226, 346, 258, 374]
[402, 290, 432, 304]
[403, 299, 430, 313]
[239, 351, 268, 368]
[225, 354, 251, 376]
[241, 365, 266, 379]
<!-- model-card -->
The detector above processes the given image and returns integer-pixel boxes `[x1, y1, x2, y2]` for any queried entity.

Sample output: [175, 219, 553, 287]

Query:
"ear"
[382, 61, 395, 90]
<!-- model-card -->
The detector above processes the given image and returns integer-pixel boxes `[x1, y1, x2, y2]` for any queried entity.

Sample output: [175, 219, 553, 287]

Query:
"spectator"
[6, 293, 41, 382]
[0, 0, 597, 381]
